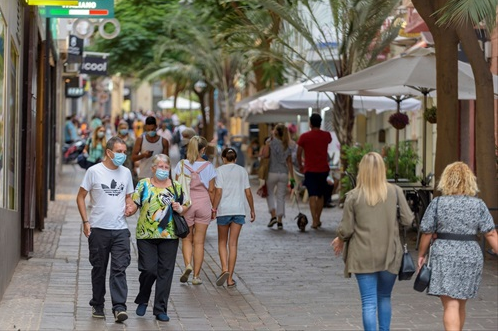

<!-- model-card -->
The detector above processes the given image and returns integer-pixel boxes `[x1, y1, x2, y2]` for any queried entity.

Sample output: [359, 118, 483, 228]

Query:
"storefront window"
[7, 41, 18, 210]
[0, 15, 5, 208]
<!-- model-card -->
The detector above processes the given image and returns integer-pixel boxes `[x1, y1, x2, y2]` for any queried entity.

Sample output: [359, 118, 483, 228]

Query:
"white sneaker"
[191, 277, 203, 285]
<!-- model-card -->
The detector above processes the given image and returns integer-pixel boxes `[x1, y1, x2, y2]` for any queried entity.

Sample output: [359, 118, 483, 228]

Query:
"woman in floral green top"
[128, 154, 189, 322]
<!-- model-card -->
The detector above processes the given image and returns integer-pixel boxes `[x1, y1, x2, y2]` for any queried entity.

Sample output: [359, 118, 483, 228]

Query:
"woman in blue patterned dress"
[128, 154, 190, 322]
[419, 162, 498, 331]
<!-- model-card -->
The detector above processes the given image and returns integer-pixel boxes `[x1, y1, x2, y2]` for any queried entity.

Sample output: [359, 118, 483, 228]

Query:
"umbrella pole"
[395, 99, 401, 183]
[422, 93, 427, 184]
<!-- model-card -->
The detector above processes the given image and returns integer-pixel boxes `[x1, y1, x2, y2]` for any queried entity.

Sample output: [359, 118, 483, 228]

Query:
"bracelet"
[211, 208, 217, 212]
[82, 221, 89, 224]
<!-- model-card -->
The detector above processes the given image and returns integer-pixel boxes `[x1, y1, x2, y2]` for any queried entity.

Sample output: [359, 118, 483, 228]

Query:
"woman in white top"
[174, 136, 216, 285]
[212, 148, 255, 287]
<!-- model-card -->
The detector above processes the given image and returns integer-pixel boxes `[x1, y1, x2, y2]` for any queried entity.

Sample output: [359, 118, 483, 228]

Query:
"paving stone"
[0, 162, 497, 330]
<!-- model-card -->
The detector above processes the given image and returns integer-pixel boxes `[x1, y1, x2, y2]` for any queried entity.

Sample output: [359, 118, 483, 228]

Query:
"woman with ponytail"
[174, 136, 216, 285]
[212, 148, 255, 287]
[261, 123, 295, 229]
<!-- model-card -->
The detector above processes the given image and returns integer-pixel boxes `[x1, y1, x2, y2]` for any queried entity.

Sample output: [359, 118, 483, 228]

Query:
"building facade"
[0, 0, 61, 300]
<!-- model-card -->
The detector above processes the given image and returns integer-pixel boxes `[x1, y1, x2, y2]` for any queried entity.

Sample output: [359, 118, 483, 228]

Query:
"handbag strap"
[395, 189, 407, 246]
[171, 182, 180, 203]
[426, 197, 440, 266]
[434, 196, 439, 232]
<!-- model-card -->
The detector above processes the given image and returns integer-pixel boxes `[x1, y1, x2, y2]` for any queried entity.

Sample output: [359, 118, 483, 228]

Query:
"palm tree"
[217, 0, 296, 91]
[143, 19, 251, 140]
[257, 0, 402, 148]
[412, 0, 497, 219]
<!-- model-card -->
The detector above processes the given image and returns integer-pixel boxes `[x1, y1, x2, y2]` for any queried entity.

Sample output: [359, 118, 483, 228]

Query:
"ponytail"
[186, 135, 208, 164]
[275, 123, 289, 150]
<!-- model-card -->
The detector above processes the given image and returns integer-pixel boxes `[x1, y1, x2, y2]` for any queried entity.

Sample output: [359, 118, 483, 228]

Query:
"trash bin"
[229, 135, 246, 167]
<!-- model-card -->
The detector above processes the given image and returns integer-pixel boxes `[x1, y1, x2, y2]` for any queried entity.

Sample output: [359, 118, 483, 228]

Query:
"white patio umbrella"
[307, 48, 498, 99]
[307, 47, 498, 181]
[246, 76, 421, 115]
[157, 96, 201, 110]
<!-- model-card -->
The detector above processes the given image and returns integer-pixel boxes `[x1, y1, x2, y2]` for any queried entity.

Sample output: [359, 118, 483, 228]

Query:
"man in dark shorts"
[296, 113, 332, 229]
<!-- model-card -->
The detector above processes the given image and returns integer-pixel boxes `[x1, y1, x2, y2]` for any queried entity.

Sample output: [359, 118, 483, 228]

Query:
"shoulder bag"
[171, 183, 190, 239]
[258, 144, 270, 181]
[397, 191, 416, 281]
[414, 197, 439, 292]
[177, 160, 191, 204]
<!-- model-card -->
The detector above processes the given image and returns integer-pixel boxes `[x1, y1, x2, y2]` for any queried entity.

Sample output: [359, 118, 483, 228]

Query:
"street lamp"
[194, 80, 207, 93]
[320, 107, 330, 130]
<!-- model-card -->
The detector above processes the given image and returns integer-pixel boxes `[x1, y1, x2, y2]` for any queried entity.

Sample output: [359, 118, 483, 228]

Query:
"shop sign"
[66, 86, 85, 98]
[67, 34, 84, 63]
[26, 1, 78, 5]
[80, 55, 108, 76]
[42, 0, 114, 18]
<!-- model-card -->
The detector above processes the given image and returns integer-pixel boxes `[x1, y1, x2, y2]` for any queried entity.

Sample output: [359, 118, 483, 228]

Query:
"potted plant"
[424, 106, 437, 123]
[388, 112, 410, 130]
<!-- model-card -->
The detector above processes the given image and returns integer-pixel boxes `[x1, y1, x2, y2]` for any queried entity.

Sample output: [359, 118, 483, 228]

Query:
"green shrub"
[340, 142, 420, 197]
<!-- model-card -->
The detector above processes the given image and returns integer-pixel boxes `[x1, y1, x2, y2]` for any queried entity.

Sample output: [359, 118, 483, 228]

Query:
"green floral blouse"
[132, 178, 184, 240]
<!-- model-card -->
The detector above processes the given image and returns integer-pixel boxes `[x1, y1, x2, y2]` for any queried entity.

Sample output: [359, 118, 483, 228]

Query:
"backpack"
[183, 162, 210, 188]
[172, 128, 181, 145]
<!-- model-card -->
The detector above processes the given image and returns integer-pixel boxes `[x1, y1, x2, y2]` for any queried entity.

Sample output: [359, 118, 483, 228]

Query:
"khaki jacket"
[338, 184, 414, 278]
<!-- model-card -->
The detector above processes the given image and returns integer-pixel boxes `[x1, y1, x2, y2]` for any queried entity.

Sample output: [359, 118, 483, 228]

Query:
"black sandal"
[227, 280, 237, 288]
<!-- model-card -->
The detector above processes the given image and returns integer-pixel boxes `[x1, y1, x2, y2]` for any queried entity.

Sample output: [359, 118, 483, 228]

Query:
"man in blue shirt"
[216, 120, 228, 149]
[65, 115, 78, 143]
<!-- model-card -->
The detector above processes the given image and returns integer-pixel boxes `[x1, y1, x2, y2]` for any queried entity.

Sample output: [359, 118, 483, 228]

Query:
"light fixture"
[194, 80, 207, 93]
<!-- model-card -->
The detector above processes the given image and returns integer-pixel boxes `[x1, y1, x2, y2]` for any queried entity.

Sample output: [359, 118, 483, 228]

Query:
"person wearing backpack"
[174, 136, 216, 285]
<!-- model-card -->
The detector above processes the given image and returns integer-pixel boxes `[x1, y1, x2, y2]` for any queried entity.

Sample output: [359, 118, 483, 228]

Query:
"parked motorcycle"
[63, 139, 86, 164]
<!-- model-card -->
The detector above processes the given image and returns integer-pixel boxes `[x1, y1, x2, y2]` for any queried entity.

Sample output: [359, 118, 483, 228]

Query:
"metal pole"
[422, 92, 427, 183]
[395, 99, 401, 182]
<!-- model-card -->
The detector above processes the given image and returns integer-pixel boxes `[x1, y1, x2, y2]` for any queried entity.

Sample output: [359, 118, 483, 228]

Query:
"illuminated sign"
[26, 1, 79, 5]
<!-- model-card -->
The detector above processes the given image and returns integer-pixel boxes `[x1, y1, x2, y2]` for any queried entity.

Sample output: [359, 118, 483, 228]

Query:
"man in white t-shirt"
[76, 136, 135, 323]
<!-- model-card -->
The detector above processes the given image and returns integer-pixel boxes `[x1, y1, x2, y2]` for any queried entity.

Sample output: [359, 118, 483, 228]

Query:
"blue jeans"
[355, 271, 397, 331]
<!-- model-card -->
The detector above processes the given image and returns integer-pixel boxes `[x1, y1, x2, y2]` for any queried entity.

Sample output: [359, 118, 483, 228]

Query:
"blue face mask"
[147, 131, 157, 137]
[111, 152, 127, 167]
[201, 154, 208, 161]
[155, 169, 170, 180]
[119, 129, 128, 135]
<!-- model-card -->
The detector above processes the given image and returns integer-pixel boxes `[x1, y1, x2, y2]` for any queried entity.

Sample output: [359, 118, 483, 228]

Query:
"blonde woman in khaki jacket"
[332, 152, 414, 331]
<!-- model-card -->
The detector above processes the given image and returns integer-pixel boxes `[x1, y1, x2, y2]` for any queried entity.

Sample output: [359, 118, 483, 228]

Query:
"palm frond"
[435, 0, 497, 31]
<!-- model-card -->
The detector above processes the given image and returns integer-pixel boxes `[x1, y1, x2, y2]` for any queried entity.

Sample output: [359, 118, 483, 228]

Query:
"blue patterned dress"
[420, 195, 495, 299]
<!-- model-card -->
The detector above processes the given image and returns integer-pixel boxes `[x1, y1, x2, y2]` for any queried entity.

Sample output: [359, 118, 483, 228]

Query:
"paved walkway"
[0, 162, 496, 330]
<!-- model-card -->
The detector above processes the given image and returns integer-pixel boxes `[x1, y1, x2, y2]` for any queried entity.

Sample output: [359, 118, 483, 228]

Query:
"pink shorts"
[184, 191, 212, 227]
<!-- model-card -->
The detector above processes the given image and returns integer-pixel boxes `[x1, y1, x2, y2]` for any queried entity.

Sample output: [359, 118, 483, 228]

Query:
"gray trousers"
[266, 172, 289, 217]
[88, 228, 131, 312]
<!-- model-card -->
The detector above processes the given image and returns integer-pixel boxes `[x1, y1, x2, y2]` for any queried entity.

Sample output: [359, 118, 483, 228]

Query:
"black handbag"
[396, 192, 416, 280]
[414, 197, 439, 292]
[399, 243, 416, 280]
[171, 184, 190, 239]
[414, 250, 432, 292]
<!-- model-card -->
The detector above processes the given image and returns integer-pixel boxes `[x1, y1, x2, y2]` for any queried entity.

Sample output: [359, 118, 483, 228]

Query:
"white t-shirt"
[215, 163, 250, 216]
[80, 163, 134, 230]
[174, 160, 216, 189]
[139, 136, 164, 179]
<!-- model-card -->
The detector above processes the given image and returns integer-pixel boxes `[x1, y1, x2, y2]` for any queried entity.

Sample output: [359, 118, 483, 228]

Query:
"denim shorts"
[217, 215, 246, 226]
